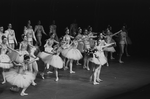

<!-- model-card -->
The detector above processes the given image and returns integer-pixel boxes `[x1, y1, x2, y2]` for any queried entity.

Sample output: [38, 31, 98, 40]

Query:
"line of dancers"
[0, 20, 132, 96]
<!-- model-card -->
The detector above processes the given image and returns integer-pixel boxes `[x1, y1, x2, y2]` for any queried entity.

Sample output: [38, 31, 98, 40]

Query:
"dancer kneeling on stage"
[5, 54, 39, 96]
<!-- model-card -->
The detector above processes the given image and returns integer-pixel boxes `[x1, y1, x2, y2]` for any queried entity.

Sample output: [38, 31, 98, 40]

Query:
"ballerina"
[64, 38, 83, 73]
[0, 35, 13, 84]
[103, 29, 122, 66]
[61, 28, 74, 69]
[44, 33, 59, 73]
[49, 20, 59, 41]
[117, 26, 131, 63]
[83, 29, 96, 70]
[0, 26, 5, 44]
[4, 23, 17, 49]
[39, 44, 63, 81]
[5, 54, 38, 96]
[89, 38, 114, 85]
[24, 20, 37, 45]
[34, 20, 47, 46]
[76, 27, 84, 65]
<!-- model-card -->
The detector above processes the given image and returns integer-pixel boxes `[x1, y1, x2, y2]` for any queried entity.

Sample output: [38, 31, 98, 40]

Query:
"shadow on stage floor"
[0, 55, 150, 99]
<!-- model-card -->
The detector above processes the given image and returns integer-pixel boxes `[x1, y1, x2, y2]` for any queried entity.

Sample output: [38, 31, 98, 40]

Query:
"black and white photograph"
[0, 0, 150, 99]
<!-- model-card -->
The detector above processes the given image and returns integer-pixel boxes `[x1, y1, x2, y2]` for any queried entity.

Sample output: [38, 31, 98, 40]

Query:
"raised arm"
[111, 30, 122, 37]
[69, 35, 74, 39]
[53, 39, 59, 44]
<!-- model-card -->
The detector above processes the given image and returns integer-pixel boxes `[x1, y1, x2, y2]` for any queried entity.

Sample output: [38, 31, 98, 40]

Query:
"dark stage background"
[0, 0, 150, 56]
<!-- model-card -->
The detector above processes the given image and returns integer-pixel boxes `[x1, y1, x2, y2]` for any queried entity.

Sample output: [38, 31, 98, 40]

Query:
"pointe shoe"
[1, 81, 6, 84]
[83, 66, 86, 69]
[70, 71, 75, 74]
[87, 67, 90, 71]
[32, 82, 37, 86]
[106, 63, 109, 67]
[119, 60, 124, 63]
[20, 92, 28, 96]
[55, 78, 59, 82]
[96, 79, 103, 82]
[42, 76, 45, 79]
[93, 82, 99, 85]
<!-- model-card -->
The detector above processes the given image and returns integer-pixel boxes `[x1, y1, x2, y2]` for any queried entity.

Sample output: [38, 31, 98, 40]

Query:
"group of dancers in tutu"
[0, 20, 132, 96]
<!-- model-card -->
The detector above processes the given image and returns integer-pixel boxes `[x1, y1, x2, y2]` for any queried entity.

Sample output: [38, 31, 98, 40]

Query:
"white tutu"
[91, 57, 101, 65]
[61, 46, 72, 57]
[49, 55, 63, 69]
[104, 47, 116, 52]
[0, 54, 13, 69]
[45, 46, 53, 53]
[38, 52, 53, 64]
[91, 51, 107, 65]
[65, 47, 83, 60]
[7, 50, 29, 63]
[5, 69, 35, 88]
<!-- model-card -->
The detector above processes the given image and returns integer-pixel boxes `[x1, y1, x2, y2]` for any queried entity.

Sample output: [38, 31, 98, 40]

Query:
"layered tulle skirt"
[0, 54, 13, 69]
[91, 52, 107, 65]
[61, 46, 72, 57]
[38, 52, 63, 69]
[5, 69, 35, 88]
[7, 50, 29, 63]
[65, 47, 83, 60]
[49, 55, 63, 69]
[104, 47, 116, 52]
[38, 52, 53, 64]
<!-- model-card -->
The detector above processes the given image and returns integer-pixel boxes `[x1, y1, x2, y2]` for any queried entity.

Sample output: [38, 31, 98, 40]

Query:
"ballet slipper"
[96, 78, 103, 82]
[32, 82, 37, 86]
[87, 67, 90, 71]
[70, 71, 75, 74]
[55, 77, 59, 82]
[93, 82, 99, 85]
[20, 92, 28, 96]
[119, 60, 124, 63]
[1, 81, 6, 84]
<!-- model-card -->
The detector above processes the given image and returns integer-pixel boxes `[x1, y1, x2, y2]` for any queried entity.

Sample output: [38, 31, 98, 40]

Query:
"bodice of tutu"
[73, 40, 78, 48]
[96, 45, 103, 52]
[47, 39, 54, 46]
[76, 34, 83, 40]
[88, 32, 93, 37]
[20, 41, 28, 50]
[7, 29, 15, 40]
[98, 40, 106, 46]
[63, 34, 71, 42]
[45, 45, 53, 53]
[0, 44, 11, 62]
[105, 36, 112, 43]
[36, 25, 43, 33]
[25, 29, 34, 38]
[120, 32, 127, 41]
[0, 44, 8, 54]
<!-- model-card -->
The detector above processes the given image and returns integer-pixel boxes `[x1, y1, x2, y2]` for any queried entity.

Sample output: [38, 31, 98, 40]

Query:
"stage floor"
[0, 55, 150, 99]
